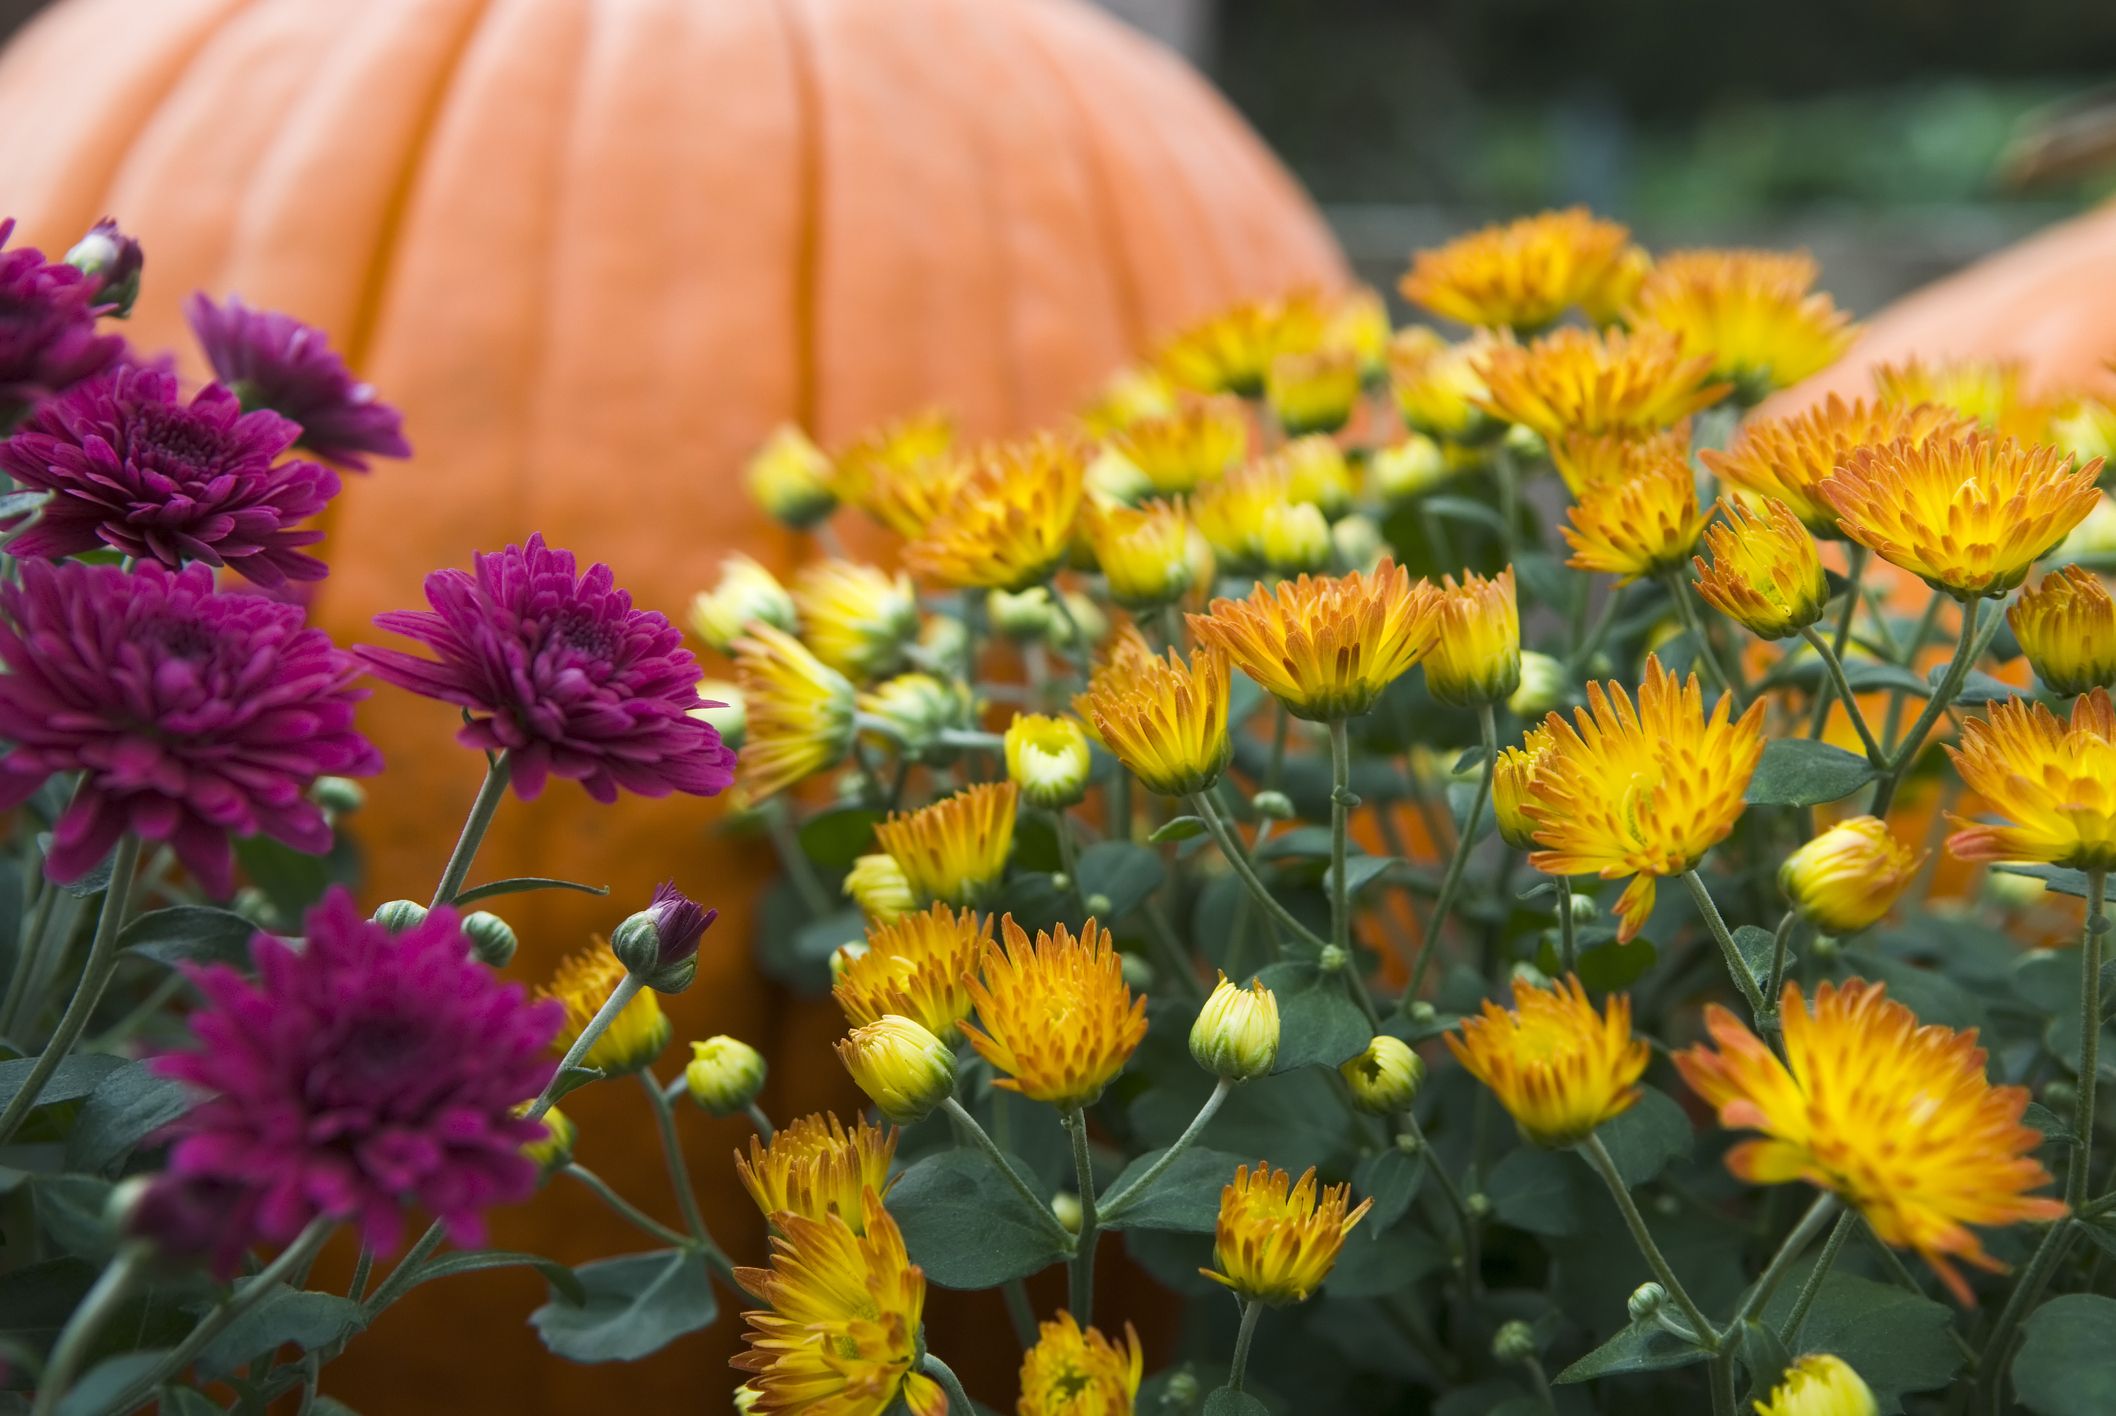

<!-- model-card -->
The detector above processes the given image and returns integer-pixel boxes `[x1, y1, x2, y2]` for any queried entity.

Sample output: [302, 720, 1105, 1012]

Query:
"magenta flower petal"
[184, 292, 409, 470]
[0, 218, 124, 420]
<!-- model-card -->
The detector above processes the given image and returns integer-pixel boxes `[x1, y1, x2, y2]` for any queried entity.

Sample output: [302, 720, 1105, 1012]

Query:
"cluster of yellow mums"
[657, 206, 2116, 1415]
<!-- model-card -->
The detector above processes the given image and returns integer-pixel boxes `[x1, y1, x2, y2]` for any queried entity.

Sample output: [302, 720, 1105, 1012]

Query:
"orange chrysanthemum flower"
[1188, 561, 1444, 722]
[1562, 449, 1711, 584]
[1072, 628, 1232, 798]
[1446, 974, 1649, 1147]
[905, 434, 1086, 592]
[1820, 432, 2103, 599]
[1675, 980, 2067, 1303]
[1475, 325, 1729, 444]
[1524, 655, 1767, 941]
[1947, 688, 2116, 870]
[1399, 207, 1646, 331]
[734, 1191, 948, 1416]
[733, 624, 857, 801]
[1701, 394, 1973, 533]
[1875, 355, 2056, 443]
[1107, 398, 1251, 496]
[1388, 326, 1502, 444]
[735, 1112, 899, 1230]
[2009, 564, 2116, 696]
[1492, 725, 1556, 850]
[1691, 496, 1831, 640]
[832, 408, 965, 538]
[1625, 248, 1856, 395]
[1084, 498, 1208, 611]
[1201, 1161, 1372, 1304]
[1549, 423, 1690, 497]
[832, 903, 990, 1042]
[1155, 290, 1327, 398]
[1017, 1312, 1145, 1416]
[960, 915, 1148, 1110]
[1425, 566, 1522, 706]
[874, 782, 1019, 908]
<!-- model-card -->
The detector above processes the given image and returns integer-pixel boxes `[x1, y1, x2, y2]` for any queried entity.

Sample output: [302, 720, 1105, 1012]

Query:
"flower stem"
[1407, 704, 1498, 1002]
[431, 753, 510, 908]
[1681, 869, 1770, 1024]
[1805, 545, 1868, 737]
[1796, 625, 1887, 766]
[1664, 572, 1744, 708]
[1871, 594, 1989, 818]
[1064, 1107, 1100, 1323]
[2070, 869, 2109, 1209]
[1227, 1298, 1264, 1393]
[1764, 910, 1798, 1007]
[1046, 580, 1095, 684]
[561, 1164, 690, 1247]
[1099, 1078, 1232, 1220]
[1402, 1111, 1480, 1299]
[638, 1068, 722, 1266]
[0, 834, 140, 1145]
[526, 974, 643, 1120]
[1773, 1203, 1853, 1347]
[1556, 877, 1579, 975]
[762, 796, 834, 918]
[746, 1102, 776, 1141]
[939, 1097, 1072, 1245]
[1328, 719, 1355, 964]
[32, 1242, 150, 1416]
[1977, 1217, 2079, 1411]
[921, 1352, 976, 1414]
[1580, 1133, 1716, 1350]
[1191, 794, 1328, 953]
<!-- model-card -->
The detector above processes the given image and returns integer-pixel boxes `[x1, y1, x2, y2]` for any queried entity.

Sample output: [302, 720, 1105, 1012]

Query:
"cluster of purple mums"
[0, 219, 734, 1271]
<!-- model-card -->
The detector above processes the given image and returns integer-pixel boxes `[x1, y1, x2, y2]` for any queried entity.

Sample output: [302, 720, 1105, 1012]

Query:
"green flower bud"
[1250, 789, 1295, 821]
[1492, 1319, 1538, 1364]
[371, 899, 428, 933]
[1628, 1281, 1668, 1322]
[1189, 974, 1281, 1081]
[685, 1036, 768, 1116]
[1568, 891, 1600, 925]
[1051, 1190, 1084, 1235]
[462, 911, 518, 969]
[312, 776, 367, 815]
[1341, 1035, 1425, 1115]
[1317, 944, 1351, 974]
[836, 1014, 956, 1124]
[988, 586, 1057, 642]
[1507, 650, 1569, 719]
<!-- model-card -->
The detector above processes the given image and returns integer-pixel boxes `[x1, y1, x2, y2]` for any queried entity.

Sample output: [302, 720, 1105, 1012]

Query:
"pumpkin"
[0, 0, 1345, 1407]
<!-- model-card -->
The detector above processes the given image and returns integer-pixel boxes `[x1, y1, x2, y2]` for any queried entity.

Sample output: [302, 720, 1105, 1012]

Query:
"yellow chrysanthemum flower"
[1367, 433, 1454, 503]
[1259, 502, 1333, 576]
[1475, 325, 1728, 444]
[1200, 1161, 1372, 1304]
[1821, 432, 2104, 600]
[1754, 1354, 1877, 1416]
[539, 946, 670, 1075]
[522, 1103, 575, 1172]
[1078, 364, 1177, 438]
[960, 915, 1148, 1110]
[844, 852, 916, 924]
[1327, 286, 1393, 377]
[1018, 1312, 1144, 1416]
[1189, 460, 1299, 574]
[1446, 974, 1649, 1147]
[790, 559, 921, 684]
[1073, 629, 1232, 798]
[2009, 563, 2116, 696]
[905, 434, 1087, 592]
[684, 1035, 767, 1115]
[832, 902, 990, 1042]
[2050, 395, 2116, 467]
[1874, 356, 2056, 443]
[1779, 816, 1924, 936]
[836, 1014, 957, 1124]
[1524, 655, 1768, 941]
[1947, 688, 2116, 870]
[744, 423, 838, 529]
[1676, 980, 2067, 1303]
[1108, 398, 1251, 496]
[1189, 972, 1282, 1082]
[736, 1112, 898, 1231]
[1399, 207, 1646, 332]
[1340, 1034, 1426, 1115]
[1189, 561, 1444, 722]
[1624, 248, 1856, 396]
[1156, 290, 1327, 398]
[734, 1191, 948, 1416]
[1692, 496, 1830, 640]
[691, 554, 798, 655]
[1492, 726, 1556, 850]
[832, 408, 962, 537]
[1425, 566, 1521, 707]
[1548, 423, 1689, 498]
[1562, 450, 1711, 584]
[1084, 498, 1206, 610]
[1701, 394, 1974, 533]
[1266, 346, 1363, 436]
[1388, 326, 1501, 445]
[733, 623, 856, 800]
[1003, 713, 1094, 810]
[874, 782, 1019, 908]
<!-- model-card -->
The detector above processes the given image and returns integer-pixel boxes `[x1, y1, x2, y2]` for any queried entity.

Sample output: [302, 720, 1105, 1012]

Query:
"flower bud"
[1988, 868, 2047, 909]
[685, 1036, 768, 1116]
[1778, 816, 1922, 936]
[691, 555, 797, 654]
[844, 853, 916, 923]
[1160, 1370, 1201, 1410]
[1507, 651, 1568, 719]
[1628, 1281, 1668, 1322]
[462, 911, 518, 968]
[1050, 1190, 1085, 1234]
[1366, 434, 1451, 504]
[1692, 497, 1829, 641]
[1568, 891, 1599, 925]
[2010, 564, 2116, 697]
[835, 1014, 956, 1123]
[610, 882, 717, 994]
[312, 776, 366, 815]
[1491, 1319, 1538, 1364]
[1266, 347, 1361, 436]
[917, 614, 972, 681]
[371, 899, 428, 933]
[1492, 730, 1554, 851]
[1329, 512, 1386, 575]
[1085, 498, 1201, 610]
[1119, 950, 1155, 993]
[691, 680, 747, 750]
[1464, 1191, 1493, 1221]
[1317, 944, 1350, 974]
[1189, 973, 1281, 1081]
[1260, 502, 1332, 575]
[1048, 590, 1108, 650]
[1426, 568, 1521, 707]
[65, 218, 143, 318]
[859, 672, 975, 755]
[1085, 445, 1154, 505]
[988, 586, 1057, 642]
[1250, 789, 1295, 821]
[523, 1104, 576, 1172]
[1339, 1035, 1425, 1115]
[1004, 713, 1092, 810]
[744, 424, 838, 529]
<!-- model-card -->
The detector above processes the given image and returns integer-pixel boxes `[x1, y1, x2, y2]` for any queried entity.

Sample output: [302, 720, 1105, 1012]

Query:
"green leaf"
[157, 1389, 227, 1415]
[118, 906, 258, 970]
[65, 1062, 190, 1175]
[1352, 1147, 1425, 1233]
[31, 1174, 114, 1259]
[1203, 1390, 1269, 1416]
[0, 1053, 126, 1112]
[232, 835, 333, 920]
[757, 907, 864, 992]
[451, 876, 610, 907]
[1993, 864, 2100, 900]
[1744, 738, 1879, 807]
[2022, 1101, 2079, 1147]
[1731, 925, 1780, 998]
[197, 1286, 365, 1378]
[1596, 1088, 1694, 1188]
[2014, 1294, 2116, 1416]
[1320, 854, 1399, 899]
[1074, 841, 1166, 921]
[1250, 962, 1369, 1073]
[1738, 1319, 1794, 1406]
[1839, 949, 1986, 1032]
[1574, 936, 1659, 992]
[1324, 1216, 1448, 1297]
[1149, 815, 1208, 844]
[1100, 1146, 1250, 1233]
[1947, 666, 2019, 707]
[376, 1249, 587, 1306]
[1759, 1268, 1961, 1407]
[796, 806, 884, 869]
[0, 1257, 96, 1340]
[56, 1350, 174, 1416]
[1555, 1318, 1708, 1382]
[887, 1150, 1070, 1287]
[529, 1249, 717, 1362]
[1486, 1148, 1595, 1237]
[1512, 551, 1572, 612]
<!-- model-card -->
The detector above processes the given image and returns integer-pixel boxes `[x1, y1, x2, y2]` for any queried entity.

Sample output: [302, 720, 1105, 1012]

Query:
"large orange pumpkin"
[0, 0, 1344, 1408]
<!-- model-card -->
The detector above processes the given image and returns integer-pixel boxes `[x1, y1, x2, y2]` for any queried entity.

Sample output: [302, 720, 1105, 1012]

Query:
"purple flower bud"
[64, 217, 144, 319]
[611, 880, 716, 993]
[0, 217, 124, 423]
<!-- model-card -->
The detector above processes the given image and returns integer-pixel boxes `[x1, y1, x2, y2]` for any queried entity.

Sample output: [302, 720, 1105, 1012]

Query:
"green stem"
[1665, 572, 1743, 708]
[430, 753, 510, 907]
[1051, 806, 1088, 916]
[1065, 1107, 1100, 1323]
[1580, 1134, 1716, 1349]
[1191, 794, 1328, 952]
[763, 797, 833, 919]
[1228, 1298, 1264, 1393]
[1002, 1278, 1037, 1348]
[2071, 870, 2110, 1207]
[0, 835, 140, 1144]
[1871, 595, 1987, 818]
[1403, 1112, 1480, 1298]
[526, 973, 643, 1120]
[1681, 869, 1771, 1023]
[1568, 584, 1625, 674]
[1099, 1078, 1232, 1219]
[1046, 580, 1095, 684]
[1806, 545, 1868, 737]
[1406, 704, 1498, 1002]
[1977, 1218, 2079, 1411]
[32, 1243, 149, 1416]
[0, 852, 55, 1034]
[560, 1164, 689, 1247]
[1796, 625, 1887, 766]
[938, 1097, 1071, 1244]
[1556, 877, 1579, 976]
[921, 1352, 976, 1414]
[1328, 720, 1355, 964]
[1764, 910, 1798, 1007]
[1524, 1356, 1559, 1414]
[361, 1219, 448, 1317]
[746, 1102, 776, 1141]
[1774, 1204, 1853, 1347]
[638, 1068, 716, 1248]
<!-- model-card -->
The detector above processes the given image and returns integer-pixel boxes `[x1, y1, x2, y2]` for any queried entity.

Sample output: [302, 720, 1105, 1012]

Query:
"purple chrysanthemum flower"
[184, 292, 409, 470]
[0, 218, 125, 419]
[358, 534, 737, 803]
[0, 364, 339, 586]
[150, 889, 563, 1263]
[0, 560, 380, 894]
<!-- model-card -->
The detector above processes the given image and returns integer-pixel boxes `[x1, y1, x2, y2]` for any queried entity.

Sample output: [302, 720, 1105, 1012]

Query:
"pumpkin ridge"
[769, 0, 825, 433]
[943, 0, 1027, 428]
